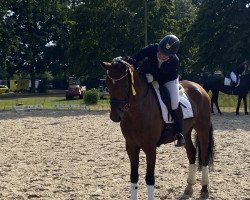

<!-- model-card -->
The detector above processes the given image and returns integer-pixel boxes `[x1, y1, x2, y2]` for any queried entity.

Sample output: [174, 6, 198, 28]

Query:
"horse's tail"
[196, 123, 215, 170]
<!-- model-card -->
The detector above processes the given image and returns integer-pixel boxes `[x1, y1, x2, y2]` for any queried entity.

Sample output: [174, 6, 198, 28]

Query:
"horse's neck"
[130, 72, 153, 107]
[244, 74, 250, 90]
[125, 72, 163, 125]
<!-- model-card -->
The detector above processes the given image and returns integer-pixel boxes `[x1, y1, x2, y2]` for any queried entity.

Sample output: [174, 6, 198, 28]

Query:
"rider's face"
[157, 51, 169, 62]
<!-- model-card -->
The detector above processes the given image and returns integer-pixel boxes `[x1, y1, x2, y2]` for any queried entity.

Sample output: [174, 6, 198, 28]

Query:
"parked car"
[46, 83, 54, 89]
[0, 85, 9, 94]
[66, 84, 86, 100]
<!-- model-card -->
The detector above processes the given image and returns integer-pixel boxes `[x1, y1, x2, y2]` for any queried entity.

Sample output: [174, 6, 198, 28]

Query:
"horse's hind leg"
[243, 94, 248, 115]
[184, 127, 197, 196]
[126, 143, 140, 200]
[195, 123, 213, 198]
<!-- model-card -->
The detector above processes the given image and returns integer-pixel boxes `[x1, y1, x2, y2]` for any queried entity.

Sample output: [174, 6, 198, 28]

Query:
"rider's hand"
[124, 56, 136, 65]
[146, 73, 154, 83]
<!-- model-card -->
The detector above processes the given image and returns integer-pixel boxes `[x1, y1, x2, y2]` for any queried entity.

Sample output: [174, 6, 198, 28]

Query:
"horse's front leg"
[212, 91, 222, 115]
[200, 166, 209, 198]
[236, 95, 242, 115]
[126, 143, 140, 200]
[143, 145, 157, 200]
[210, 96, 215, 114]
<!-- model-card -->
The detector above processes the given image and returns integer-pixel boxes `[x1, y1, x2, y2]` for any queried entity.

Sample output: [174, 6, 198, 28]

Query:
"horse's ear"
[100, 61, 111, 70]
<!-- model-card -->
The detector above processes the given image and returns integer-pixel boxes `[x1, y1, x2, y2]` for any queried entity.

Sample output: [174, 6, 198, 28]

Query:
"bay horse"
[100, 58, 214, 199]
[203, 74, 250, 115]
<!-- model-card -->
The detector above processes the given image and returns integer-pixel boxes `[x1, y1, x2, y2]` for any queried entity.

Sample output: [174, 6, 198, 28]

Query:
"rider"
[131, 34, 185, 147]
[230, 61, 249, 88]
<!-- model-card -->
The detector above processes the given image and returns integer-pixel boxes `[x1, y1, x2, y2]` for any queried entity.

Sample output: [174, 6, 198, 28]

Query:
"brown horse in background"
[100, 58, 214, 199]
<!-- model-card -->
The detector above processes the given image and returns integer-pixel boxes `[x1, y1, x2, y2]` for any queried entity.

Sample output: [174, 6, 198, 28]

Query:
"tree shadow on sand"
[0, 109, 110, 120]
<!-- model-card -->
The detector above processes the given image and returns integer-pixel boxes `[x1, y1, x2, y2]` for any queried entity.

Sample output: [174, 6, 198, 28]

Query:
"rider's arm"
[132, 44, 157, 63]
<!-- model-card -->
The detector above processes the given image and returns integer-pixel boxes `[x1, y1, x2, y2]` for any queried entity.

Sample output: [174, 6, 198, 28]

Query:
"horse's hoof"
[200, 186, 209, 198]
[200, 191, 209, 198]
[184, 184, 193, 196]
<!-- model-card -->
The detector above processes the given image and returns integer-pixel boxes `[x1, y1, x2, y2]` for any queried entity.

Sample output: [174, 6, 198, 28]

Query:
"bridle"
[107, 60, 149, 112]
[107, 60, 132, 111]
[106, 61, 129, 84]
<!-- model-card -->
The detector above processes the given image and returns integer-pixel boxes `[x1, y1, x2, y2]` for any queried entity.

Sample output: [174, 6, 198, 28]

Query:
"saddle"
[151, 81, 193, 124]
[224, 76, 240, 88]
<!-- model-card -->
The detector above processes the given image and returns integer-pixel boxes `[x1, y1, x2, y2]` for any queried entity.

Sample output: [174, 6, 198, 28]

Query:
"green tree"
[1, 0, 70, 92]
[187, 0, 250, 75]
[0, 1, 19, 79]
[68, 0, 175, 84]
[172, 0, 198, 78]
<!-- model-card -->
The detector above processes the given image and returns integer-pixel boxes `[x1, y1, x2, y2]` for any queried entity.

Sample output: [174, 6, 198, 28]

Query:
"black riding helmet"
[158, 35, 180, 56]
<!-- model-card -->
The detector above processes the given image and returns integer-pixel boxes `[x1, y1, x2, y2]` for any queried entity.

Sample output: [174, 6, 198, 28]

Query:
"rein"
[107, 60, 149, 111]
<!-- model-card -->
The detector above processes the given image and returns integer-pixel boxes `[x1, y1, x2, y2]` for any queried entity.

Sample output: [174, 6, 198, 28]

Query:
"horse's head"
[100, 57, 135, 122]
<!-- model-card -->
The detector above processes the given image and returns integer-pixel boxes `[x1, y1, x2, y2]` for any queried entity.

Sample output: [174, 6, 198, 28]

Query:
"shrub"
[84, 88, 99, 105]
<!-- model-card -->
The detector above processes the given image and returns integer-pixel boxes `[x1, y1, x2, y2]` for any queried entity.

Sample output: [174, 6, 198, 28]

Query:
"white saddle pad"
[152, 81, 194, 123]
[224, 77, 240, 87]
[224, 77, 231, 86]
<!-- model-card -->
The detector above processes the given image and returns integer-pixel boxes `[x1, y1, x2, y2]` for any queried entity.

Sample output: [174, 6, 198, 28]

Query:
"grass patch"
[0, 92, 248, 112]
[0, 96, 110, 111]
[208, 91, 250, 112]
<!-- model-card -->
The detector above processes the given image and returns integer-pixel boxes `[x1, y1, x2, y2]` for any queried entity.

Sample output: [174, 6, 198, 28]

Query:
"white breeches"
[230, 72, 237, 83]
[163, 78, 180, 110]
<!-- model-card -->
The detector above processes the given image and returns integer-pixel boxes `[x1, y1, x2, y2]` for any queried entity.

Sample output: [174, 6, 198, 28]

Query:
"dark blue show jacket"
[132, 43, 180, 85]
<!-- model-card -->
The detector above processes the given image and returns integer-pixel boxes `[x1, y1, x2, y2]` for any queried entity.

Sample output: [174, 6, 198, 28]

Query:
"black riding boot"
[172, 105, 186, 147]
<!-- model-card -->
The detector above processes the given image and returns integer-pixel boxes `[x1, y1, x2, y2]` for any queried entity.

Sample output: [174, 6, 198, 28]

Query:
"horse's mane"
[122, 57, 149, 84]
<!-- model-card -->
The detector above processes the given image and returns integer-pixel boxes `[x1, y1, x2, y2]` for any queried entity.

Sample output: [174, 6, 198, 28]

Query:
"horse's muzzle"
[110, 108, 124, 122]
